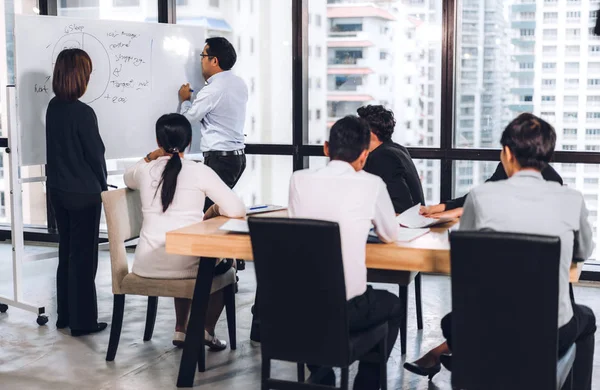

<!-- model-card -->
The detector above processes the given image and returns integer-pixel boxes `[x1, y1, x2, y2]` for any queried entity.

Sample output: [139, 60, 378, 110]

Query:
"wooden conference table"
[165, 210, 584, 387]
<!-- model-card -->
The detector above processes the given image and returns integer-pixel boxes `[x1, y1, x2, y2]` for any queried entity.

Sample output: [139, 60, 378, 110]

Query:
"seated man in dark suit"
[420, 162, 563, 219]
[358, 105, 425, 214]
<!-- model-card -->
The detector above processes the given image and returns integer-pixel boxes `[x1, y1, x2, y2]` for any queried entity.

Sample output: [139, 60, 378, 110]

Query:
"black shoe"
[71, 322, 108, 337]
[403, 360, 442, 380]
[56, 318, 69, 329]
[204, 331, 227, 352]
[440, 354, 452, 372]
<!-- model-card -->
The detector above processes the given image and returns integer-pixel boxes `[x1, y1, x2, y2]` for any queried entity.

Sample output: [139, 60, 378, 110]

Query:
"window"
[566, 11, 581, 20]
[564, 112, 578, 121]
[565, 78, 579, 88]
[563, 96, 579, 107]
[586, 145, 600, 151]
[543, 29, 557, 39]
[543, 12, 558, 22]
[542, 95, 556, 102]
[586, 129, 600, 139]
[316, 14, 322, 27]
[315, 2, 442, 147]
[520, 62, 534, 69]
[564, 128, 577, 138]
[590, 45, 600, 55]
[542, 62, 556, 71]
[565, 62, 580, 73]
[589, 96, 600, 105]
[543, 46, 558, 54]
[566, 45, 581, 55]
[566, 28, 581, 38]
[520, 29, 535, 37]
[587, 112, 600, 121]
[563, 145, 577, 151]
[590, 63, 600, 72]
[542, 79, 556, 88]
[177, 0, 293, 144]
[589, 79, 600, 87]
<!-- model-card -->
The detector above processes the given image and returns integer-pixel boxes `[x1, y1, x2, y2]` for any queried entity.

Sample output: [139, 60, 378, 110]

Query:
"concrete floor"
[1, 244, 600, 390]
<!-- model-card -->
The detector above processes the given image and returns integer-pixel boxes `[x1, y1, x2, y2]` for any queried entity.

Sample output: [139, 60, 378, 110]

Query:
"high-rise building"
[507, 0, 600, 260]
[454, 0, 510, 198]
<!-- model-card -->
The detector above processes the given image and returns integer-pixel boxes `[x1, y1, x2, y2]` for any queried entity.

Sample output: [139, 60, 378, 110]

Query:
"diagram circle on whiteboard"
[52, 32, 111, 104]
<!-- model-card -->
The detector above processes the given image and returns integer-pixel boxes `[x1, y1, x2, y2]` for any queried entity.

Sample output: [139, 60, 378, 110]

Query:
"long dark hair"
[155, 114, 192, 212]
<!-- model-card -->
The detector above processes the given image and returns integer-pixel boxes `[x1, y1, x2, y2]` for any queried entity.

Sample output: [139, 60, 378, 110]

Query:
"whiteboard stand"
[0, 85, 48, 325]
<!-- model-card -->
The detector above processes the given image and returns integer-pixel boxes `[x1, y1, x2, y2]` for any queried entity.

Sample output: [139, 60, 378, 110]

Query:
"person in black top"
[358, 105, 425, 214]
[420, 162, 563, 219]
[46, 49, 108, 336]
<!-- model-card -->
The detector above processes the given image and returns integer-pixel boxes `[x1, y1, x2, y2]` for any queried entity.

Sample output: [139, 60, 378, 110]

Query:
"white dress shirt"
[124, 157, 246, 279]
[288, 160, 400, 300]
[180, 70, 248, 153]
[460, 170, 594, 327]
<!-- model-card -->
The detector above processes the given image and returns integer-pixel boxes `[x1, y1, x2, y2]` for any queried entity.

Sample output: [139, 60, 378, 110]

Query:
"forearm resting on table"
[204, 204, 220, 220]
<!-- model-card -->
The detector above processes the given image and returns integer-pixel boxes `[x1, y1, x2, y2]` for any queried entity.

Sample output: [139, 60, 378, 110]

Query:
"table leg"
[176, 257, 216, 388]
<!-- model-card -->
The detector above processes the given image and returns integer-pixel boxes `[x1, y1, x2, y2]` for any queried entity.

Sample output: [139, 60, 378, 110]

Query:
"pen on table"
[107, 184, 117, 189]
[250, 205, 268, 210]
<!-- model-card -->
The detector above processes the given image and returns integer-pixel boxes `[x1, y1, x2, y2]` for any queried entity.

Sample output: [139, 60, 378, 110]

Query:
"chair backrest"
[450, 231, 561, 390]
[101, 188, 143, 294]
[248, 217, 351, 367]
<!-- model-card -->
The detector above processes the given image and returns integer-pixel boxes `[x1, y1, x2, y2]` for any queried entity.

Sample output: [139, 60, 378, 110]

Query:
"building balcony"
[327, 39, 374, 48]
[511, 21, 536, 29]
[510, 87, 534, 95]
[511, 3, 536, 13]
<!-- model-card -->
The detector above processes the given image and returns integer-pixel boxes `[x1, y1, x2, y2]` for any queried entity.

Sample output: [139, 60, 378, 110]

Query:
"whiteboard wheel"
[37, 315, 48, 326]
[0, 304, 8, 313]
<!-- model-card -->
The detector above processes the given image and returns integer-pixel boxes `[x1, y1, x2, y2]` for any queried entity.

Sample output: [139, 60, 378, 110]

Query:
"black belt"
[203, 149, 245, 158]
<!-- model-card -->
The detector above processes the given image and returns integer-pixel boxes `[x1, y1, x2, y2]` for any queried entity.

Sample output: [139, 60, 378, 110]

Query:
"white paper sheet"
[396, 203, 454, 228]
[369, 227, 430, 242]
[219, 219, 249, 233]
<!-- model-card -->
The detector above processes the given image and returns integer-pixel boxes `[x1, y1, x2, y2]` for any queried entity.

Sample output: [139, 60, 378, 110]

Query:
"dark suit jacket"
[443, 162, 563, 210]
[46, 97, 108, 194]
[364, 141, 425, 214]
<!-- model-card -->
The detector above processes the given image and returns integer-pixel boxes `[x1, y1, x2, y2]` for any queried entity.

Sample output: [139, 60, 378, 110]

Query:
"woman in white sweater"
[124, 113, 246, 350]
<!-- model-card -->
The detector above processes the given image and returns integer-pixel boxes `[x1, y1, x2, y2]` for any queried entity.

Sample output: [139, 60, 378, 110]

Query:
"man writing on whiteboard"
[178, 37, 248, 212]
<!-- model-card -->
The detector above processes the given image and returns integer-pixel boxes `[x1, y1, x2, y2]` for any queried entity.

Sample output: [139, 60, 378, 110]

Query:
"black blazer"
[443, 162, 563, 210]
[46, 97, 108, 194]
[364, 140, 425, 214]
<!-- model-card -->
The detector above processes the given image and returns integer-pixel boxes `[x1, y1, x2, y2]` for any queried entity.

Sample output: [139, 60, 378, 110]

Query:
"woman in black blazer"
[46, 49, 108, 336]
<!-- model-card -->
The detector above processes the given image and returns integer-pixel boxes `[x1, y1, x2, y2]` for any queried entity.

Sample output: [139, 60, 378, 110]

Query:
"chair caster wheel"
[37, 315, 48, 326]
[0, 304, 8, 313]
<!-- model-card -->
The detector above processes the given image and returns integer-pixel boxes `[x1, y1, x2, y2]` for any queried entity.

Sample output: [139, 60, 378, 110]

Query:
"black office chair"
[449, 231, 576, 390]
[248, 217, 388, 390]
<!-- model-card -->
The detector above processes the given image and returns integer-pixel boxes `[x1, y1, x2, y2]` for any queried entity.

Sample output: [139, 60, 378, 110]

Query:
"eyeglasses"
[200, 54, 214, 59]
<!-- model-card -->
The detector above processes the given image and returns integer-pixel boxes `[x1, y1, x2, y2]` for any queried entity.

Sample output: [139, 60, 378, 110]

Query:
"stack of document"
[369, 227, 430, 243]
[396, 203, 454, 229]
[219, 219, 249, 233]
[246, 204, 287, 215]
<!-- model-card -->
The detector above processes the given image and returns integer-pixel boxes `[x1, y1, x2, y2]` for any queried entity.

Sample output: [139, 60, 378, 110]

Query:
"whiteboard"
[14, 15, 206, 166]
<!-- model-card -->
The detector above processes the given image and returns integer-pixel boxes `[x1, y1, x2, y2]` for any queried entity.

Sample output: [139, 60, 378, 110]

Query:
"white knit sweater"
[124, 157, 246, 279]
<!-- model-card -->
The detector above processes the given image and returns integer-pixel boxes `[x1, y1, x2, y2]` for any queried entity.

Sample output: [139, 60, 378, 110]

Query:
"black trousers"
[203, 153, 246, 211]
[308, 286, 403, 390]
[440, 302, 596, 390]
[50, 189, 102, 330]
